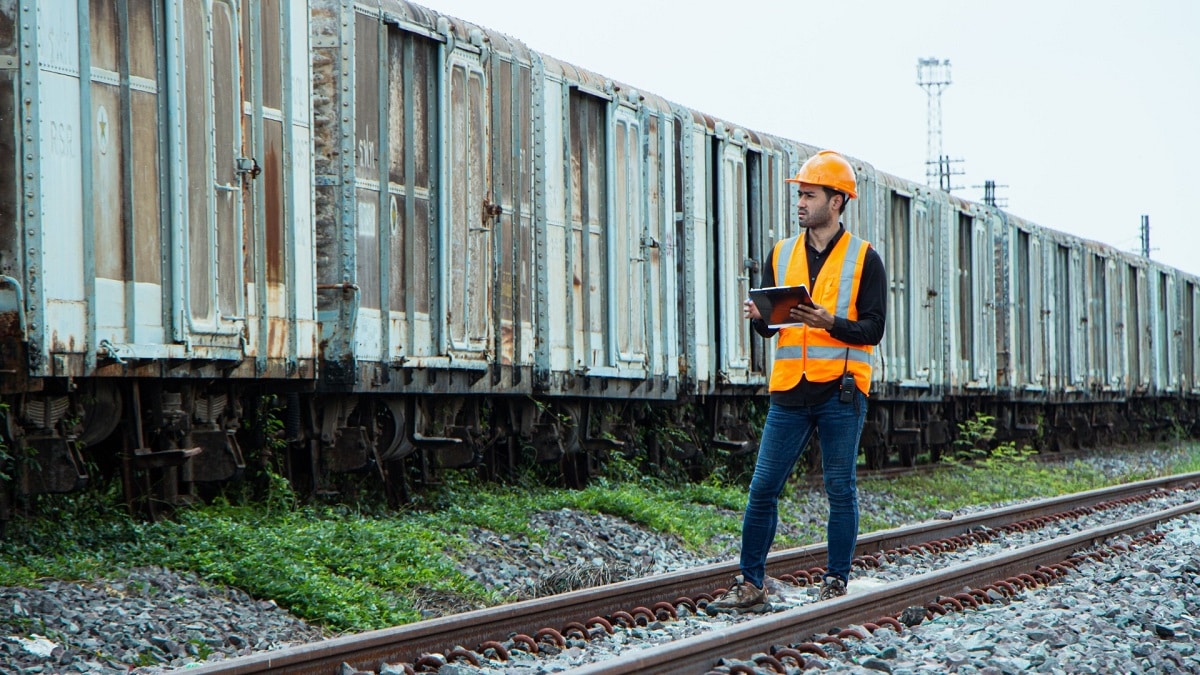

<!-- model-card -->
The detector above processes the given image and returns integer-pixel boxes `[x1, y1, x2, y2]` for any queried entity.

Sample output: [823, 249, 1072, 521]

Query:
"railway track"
[184, 471, 1200, 675]
[568, 503, 1197, 674]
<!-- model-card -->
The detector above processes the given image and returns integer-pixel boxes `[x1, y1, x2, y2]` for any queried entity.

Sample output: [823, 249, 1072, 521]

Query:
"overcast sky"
[423, 0, 1200, 277]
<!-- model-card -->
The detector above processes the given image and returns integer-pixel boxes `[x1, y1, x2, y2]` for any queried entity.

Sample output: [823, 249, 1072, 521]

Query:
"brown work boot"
[704, 576, 770, 615]
[819, 575, 847, 600]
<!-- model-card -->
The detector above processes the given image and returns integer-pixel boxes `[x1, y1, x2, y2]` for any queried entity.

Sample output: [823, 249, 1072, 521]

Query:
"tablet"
[749, 285, 815, 329]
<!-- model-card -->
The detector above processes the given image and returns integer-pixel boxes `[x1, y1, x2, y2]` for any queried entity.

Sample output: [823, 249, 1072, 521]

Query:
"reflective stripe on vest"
[775, 345, 873, 363]
[769, 230, 875, 395]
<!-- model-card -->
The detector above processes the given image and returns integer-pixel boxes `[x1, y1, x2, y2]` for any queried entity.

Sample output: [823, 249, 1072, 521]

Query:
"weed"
[950, 412, 997, 462]
[189, 638, 214, 661]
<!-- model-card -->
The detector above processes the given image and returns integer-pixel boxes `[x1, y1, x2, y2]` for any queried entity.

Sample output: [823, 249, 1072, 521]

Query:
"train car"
[857, 174, 958, 464]
[0, 0, 316, 514]
[670, 112, 799, 456]
[304, 1, 539, 494]
[305, 1, 681, 493]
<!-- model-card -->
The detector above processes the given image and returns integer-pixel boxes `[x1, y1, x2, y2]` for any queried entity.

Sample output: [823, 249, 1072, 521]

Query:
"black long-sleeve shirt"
[753, 225, 887, 405]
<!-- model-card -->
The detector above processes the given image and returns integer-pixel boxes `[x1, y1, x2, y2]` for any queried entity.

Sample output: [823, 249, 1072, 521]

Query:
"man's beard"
[800, 206, 833, 229]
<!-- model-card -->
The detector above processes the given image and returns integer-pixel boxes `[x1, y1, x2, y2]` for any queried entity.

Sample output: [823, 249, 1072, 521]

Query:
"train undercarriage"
[2, 381, 1199, 522]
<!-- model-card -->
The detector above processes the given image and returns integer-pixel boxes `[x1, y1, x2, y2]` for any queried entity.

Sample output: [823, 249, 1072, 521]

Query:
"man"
[706, 150, 887, 614]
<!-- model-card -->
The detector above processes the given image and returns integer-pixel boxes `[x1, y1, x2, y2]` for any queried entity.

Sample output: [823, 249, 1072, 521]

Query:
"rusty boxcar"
[0, 0, 316, 514]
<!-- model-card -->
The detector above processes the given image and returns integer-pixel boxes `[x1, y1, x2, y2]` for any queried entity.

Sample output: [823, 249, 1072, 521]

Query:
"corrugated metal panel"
[532, 53, 551, 385]
[688, 122, 711, 389]
[540, 73, 570, 375]
[288, 0, 317, 362]
[1186, 280, 1200, 393]
[38, 1, 85, 362]
[311, 0, 359, 378]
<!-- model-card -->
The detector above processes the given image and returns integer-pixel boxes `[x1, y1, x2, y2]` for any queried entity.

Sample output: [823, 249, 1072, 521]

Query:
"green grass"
[1, 442, 1197, 633]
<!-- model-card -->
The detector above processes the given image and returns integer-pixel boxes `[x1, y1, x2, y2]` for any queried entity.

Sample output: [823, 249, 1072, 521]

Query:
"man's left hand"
[790, 304, 834, 331]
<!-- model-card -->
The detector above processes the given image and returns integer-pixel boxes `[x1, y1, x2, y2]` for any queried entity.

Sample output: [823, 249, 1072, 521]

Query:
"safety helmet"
[784, 150, 857, 200]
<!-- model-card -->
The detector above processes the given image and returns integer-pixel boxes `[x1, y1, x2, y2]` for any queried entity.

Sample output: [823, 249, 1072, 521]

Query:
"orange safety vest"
[769, 231, 875, 395]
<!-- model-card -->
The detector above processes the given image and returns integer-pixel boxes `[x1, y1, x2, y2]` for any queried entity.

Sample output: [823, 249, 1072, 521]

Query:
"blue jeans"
[739, 391, 866, 587]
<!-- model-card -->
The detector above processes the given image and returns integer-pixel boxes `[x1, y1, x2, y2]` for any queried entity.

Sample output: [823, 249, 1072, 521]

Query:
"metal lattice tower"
[917, 58, 953, 189]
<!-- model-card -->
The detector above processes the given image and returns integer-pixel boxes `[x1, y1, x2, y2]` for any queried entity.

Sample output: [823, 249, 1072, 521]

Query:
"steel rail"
[763, 470, 1200, 579]
[567, 500, 1200, 674]
[184, 471, 1200, 674]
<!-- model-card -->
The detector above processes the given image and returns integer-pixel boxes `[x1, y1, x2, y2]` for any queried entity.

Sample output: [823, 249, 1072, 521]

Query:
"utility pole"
[916, 57, 963, 192]
[971, 179, 1009, 208]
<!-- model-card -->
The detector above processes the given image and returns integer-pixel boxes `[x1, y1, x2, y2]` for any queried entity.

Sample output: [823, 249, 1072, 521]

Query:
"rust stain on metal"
[500, 321, 514, 365]
[0, 312, 17, 338]
[268, 318, 288, 358]
[267, 283, 289, 357]
[264, 143, 284, 285]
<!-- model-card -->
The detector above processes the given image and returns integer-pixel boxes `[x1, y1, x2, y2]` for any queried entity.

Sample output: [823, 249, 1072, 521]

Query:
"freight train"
[1, 0, 1197, 516]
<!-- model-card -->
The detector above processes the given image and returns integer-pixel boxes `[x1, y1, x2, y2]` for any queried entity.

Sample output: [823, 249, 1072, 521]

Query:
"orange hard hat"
[785, 150, 857, 199]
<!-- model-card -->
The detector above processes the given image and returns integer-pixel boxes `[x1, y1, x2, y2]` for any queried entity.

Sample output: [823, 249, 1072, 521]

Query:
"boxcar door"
[443, 49, 491, 356]
[971, 214, 996, 389]
[717, 136, 751, 379]
[1185, 281, 1199, 393]
[1155, 271, 1175, 392]
[1068, 247, 1087, 389]
[884, 191, 912, 381]
[1086, 253, 1110, 389]
[953, 213, 974, 388]
[1125, 266, 1147, 390]
[568, 89, 610, 373]
[87, 0, 168, 352]
[909, 200, 934, 385]
[610, 104, 647, 369]
[178, 0, 246, 347]
[1027, 233, 1046, 389]
[1052, 243, 1074, 391]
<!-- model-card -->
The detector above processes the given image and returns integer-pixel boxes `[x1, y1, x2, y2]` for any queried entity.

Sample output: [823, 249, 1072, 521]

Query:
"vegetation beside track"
[0, 442, 1197, 633]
